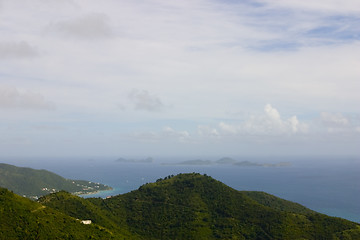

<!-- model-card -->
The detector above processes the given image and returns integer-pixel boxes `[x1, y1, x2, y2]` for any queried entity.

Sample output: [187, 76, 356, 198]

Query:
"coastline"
[78, 187, 116, 198]
[76, 187, 113, 197]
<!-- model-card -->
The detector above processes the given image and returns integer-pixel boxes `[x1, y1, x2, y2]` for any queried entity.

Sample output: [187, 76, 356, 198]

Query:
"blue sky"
[0, 0, 359, 159]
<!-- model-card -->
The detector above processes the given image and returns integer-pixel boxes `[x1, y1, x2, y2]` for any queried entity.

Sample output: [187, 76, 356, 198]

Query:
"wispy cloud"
[162, 126, 190, 142]
[131, 126, 190, 143]
[197, 125, 219, 137]
[320, 112, 360, 134]
[0, 41, 38, 59]
[0, 85, 55, 110]
[258, 0, 360, 14]
[48, 13, 113, 39]
[128, 89, 165, 112]
[321, 112, 349, 126]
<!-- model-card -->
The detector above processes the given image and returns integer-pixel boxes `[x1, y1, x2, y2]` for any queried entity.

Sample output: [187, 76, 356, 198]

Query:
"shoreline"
[76, 187, 113, 197]
[77, 187, 115, 198]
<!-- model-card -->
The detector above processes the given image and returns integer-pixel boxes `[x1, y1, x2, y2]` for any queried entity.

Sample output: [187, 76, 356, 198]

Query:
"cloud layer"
[0, 0, 359, 157]
[48, 13, 112, 39]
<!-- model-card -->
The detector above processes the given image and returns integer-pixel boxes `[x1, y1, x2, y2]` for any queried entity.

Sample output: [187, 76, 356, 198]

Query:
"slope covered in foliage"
[38, 191, 138, 239]
[0, 187, 119, 240]
[241, 191, 316, 215]
[41, 173, 360, 240]
[0, 163, 111, 199]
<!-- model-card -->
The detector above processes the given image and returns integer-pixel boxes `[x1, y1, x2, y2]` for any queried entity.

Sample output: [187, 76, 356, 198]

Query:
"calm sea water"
[3, 157, 360, 223]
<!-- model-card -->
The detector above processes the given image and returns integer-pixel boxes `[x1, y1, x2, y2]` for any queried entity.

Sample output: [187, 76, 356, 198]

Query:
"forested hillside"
[0, 163, 111, 199]
[0, 187, 122, 239]
[38, 173, 360, 239]
[1, 172, 360, 239]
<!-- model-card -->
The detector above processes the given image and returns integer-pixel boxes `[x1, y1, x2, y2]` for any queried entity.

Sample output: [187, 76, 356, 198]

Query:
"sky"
[0, 0, 359, 159]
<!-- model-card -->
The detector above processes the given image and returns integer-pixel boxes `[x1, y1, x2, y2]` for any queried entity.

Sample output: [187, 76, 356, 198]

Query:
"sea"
[2, 156, 360, 223]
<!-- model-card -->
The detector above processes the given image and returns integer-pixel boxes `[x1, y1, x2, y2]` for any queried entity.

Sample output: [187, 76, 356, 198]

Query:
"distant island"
[164, 157, 291, 167]
[115, 157, 153, 163]
[0, 163, 112, 200]
[216, 157, 237, 164]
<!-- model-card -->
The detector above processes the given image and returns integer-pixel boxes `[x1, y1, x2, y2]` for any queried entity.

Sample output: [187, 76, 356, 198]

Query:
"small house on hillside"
[80, 220, 92, 225]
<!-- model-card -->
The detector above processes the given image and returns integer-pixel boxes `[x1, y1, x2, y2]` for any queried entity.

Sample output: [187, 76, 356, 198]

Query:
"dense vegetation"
[240, 191, 316, 215]
[41, 173, 360, 239]
[2, 173, 360, 239]
[0, 163, 111, 199]
[0, 187, 116, 239]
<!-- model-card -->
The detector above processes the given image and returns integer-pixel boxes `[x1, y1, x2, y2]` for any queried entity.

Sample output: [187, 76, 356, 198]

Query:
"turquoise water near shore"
[4, 157, 360, 223]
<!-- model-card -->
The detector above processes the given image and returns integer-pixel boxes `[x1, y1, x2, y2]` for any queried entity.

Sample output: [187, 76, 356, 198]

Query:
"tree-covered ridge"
[0, 187, 119, 240]
[38, 191, 138, 239]
[241, 191, 316, 215]
[42, 173, 360, 240]
[0, 163, 111, 199]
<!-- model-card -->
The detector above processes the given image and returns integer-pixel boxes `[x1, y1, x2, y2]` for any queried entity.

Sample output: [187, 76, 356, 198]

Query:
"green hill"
[38, 173, 360, 240]
[241, 191, 316, 215]
[0, 187, 123, 239]
[0, 163, 111, 199]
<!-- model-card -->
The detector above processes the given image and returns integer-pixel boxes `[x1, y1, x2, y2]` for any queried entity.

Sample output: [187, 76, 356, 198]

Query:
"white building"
[80, 220, 92, 225]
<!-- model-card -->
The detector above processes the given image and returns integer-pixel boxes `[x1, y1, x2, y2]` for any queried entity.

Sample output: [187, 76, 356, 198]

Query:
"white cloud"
[289, 116, 300, 133]
[128, 104, 309, 147]
[0, 85, 55, 110]
[128, 89, 164, 112]
[261, 104, 306, 134]
[218, 104, 307, 136]
[0, 41, 38, 59]
[264, 104, 281, 122]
